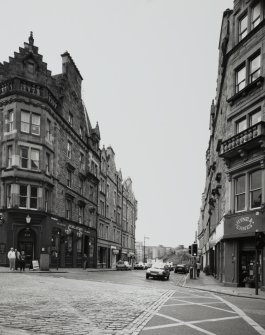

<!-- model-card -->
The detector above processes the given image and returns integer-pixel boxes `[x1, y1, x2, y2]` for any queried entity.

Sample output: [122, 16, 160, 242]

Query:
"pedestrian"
[83, 253, 88, 270]
[20, 251, 26, 272]
[196, 262, 201, 278]
[7, 247, 16, 270]
[15, 249, 21, 270]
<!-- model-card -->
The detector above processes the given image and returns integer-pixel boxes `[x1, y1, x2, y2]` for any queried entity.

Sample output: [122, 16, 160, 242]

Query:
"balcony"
[0, 78, 58, 110]
[220, 122, 265, 159]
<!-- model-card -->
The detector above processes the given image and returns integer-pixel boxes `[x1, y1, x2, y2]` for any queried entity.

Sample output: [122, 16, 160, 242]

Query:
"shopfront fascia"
[223, 211, 264, 287]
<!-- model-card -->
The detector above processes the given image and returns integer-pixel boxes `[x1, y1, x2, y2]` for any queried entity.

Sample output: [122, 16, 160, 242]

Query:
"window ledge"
[227, 76, 264, 105]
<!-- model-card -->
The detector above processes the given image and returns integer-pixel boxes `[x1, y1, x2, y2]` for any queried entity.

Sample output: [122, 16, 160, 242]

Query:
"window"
[250, 109, 261, 126]
[106, 184, 110, 199]
[79, 152, 85, 170]
[100, 200, 105, 216]
[249, 54, 261, 83]
[6, 184, 11, 208]
[7, 145, 12, 168]
[66, 170, 72, 188]
[239, 14, 248, 41]
[46, 152, 50, 174]
[79, 178, 84, 195]
[21, 111, 30, 133]
[235, 175, 246, 212]
[67, 141, 72, 159]
[6, 110, 14, 132]
[89, 185, 94, 201]
[251, 3, 261, 29]
[46, 119, 52, 141]
[114, 191, 117, 206]
[78, 205, 84, 224]
[68, 112, 73, 126]
[106, 204, 109, 218]
[44, 189, 49, 212]
[236, 66, 246, 93]
[250, 170, 262, 209]
[31, 113, 40, 135]
[21, 111, 40, 135]
[236, 118, 247, 134]
[19, 185, 38, 209]
[66, 199, 72, 219]
[20, 147, 39, 170]
[80, 126, 84, 139]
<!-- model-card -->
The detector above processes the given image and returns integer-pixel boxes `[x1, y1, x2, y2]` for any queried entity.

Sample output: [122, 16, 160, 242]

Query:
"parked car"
[174, 264, 189, 274]
[134, 262, 145, 270]
[116, 260, 132, 271]
[146, 263, 170, 280]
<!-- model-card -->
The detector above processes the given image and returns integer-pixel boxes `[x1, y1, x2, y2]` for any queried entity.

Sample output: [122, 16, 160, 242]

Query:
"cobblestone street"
[0, 271, 173, 335]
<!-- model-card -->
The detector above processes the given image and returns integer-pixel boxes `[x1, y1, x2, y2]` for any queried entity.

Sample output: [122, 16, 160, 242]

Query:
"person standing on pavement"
[196, 262, 201, 278]
[20, 251, 26, 271]
[7, 247, 16, 270]
[15, 249, 21, 270]
[83, 253, 88, 270]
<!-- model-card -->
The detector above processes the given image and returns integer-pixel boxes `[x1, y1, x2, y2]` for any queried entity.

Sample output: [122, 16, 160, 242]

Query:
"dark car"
[146, 263, 170, 280]
[174, 264, 189, 274]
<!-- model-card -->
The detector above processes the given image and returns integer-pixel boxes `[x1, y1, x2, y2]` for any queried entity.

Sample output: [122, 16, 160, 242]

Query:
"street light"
[143, 236, 149, 263]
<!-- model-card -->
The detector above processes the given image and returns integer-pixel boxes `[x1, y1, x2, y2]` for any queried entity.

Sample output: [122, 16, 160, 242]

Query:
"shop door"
[239, 251, 261, 286]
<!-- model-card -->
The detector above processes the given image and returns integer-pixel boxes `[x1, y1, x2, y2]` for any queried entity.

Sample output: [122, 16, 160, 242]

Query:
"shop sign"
[235, 217, 254, 231]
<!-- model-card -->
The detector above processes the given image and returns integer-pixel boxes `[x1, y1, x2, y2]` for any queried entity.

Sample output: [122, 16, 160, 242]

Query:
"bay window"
[20, 146, 40, 170]
[21, 111, 40, 135]
[19, 185, 38, 209]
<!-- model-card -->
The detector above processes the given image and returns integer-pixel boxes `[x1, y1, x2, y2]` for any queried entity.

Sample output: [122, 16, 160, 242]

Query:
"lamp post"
[143, 236, 149, 263]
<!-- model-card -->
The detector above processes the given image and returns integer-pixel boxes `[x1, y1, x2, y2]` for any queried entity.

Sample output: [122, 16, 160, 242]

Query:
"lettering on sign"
[235, 217, 254, 231]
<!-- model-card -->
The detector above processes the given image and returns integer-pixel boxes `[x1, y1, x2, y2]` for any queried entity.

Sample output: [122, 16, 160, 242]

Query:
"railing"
[221, 122, 265, 157]
[0, 78, 58, 110]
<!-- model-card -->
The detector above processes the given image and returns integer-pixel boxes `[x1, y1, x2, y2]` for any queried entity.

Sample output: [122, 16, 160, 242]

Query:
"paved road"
[0, 270, 264, 335]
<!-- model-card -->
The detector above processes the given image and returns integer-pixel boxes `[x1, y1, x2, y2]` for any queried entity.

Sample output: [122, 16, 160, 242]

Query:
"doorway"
[239, 250, 261, 287]
[17, 228, 36, 269]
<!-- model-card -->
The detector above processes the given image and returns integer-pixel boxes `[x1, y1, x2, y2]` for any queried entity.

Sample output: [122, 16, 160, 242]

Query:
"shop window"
[250, 170, 262, 209]
[235, 175, 246, 212]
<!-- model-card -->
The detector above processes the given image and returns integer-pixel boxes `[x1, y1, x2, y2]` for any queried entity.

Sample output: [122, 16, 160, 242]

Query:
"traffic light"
[191, 243, 198, 256]
[188, 245, 191, 254]
[255, 231, 265, 249]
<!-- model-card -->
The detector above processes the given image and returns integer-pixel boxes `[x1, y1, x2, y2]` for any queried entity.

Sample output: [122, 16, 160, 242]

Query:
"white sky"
[0, 0, 233, 248]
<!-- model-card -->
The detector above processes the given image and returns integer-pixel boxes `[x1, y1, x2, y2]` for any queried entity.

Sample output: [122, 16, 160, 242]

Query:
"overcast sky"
[1, 0, 233, 248]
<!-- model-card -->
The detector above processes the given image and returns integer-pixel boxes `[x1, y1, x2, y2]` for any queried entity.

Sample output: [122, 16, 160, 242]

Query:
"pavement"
[184, 272, 265, 300]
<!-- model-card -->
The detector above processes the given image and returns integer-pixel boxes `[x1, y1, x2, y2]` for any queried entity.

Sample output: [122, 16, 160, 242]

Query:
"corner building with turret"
[0, 34, 137, 269]
[198, 0, 265, 289]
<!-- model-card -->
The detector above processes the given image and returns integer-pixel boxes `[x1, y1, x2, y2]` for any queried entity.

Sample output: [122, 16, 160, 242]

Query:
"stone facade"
[198, 0, 265, 288]
[0, 34, 137, 269]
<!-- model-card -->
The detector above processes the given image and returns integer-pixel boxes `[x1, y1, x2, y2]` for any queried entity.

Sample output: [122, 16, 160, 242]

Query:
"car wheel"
[166, 276, 169, 281]
[146, 274, 149, 279]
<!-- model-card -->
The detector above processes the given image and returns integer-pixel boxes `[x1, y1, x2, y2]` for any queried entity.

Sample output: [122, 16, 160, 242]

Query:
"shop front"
[223, 211, 264, 287]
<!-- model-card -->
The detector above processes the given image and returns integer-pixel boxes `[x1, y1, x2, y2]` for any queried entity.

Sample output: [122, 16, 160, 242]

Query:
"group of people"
[7, 247, 26, 271]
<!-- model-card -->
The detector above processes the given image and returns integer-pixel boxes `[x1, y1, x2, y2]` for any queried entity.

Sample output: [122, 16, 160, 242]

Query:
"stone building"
[198, 0, 265, 289]
[0, 34, 137, 269]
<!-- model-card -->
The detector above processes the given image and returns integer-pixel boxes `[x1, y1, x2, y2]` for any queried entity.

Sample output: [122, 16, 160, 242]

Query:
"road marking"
[164, 298, 236, 314]
[143, 313, 240, 333]
[216, 294, 265, 335]
[163, 301, 227, 307]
